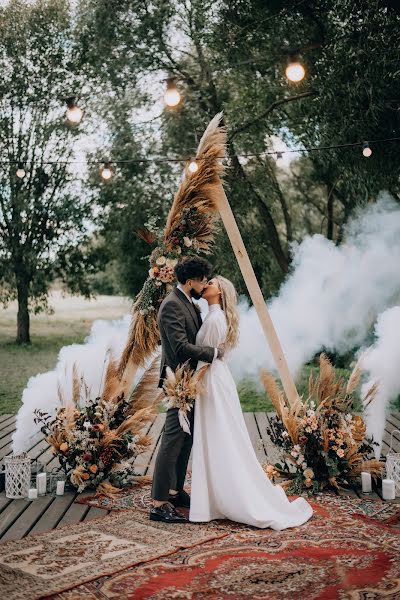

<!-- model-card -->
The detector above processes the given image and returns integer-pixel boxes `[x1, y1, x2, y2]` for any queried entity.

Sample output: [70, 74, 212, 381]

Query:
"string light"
[2, 137, 399, 177]
[164, 77, 182, 108]
[188, 159, 199, 173]
[16, 162, 26, 179]
[285, 58, 306, 82]
[362, 141, 372, 157]
[66, 97, 83, 124]
[100, 162, 113, 181]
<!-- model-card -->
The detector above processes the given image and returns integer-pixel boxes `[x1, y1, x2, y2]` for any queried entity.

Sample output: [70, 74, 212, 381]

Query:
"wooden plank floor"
[0, 411, 399, 541]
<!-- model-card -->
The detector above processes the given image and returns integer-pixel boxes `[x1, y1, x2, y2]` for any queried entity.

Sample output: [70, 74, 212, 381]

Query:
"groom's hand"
[217, 344, 226, 360]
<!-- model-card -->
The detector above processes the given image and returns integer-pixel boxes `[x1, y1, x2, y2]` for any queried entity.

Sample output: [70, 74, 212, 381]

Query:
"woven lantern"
[386, 429, 400, 497]
[4, 453, 31, 499]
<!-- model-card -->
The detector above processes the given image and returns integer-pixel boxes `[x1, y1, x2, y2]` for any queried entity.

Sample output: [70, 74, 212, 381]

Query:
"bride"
[190, 276, 313, 530]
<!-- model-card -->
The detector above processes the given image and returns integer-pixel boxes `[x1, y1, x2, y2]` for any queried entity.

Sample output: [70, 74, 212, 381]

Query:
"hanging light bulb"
[285, 58, 306, 83]
[275, 151, 284, 167]
[164, 77, 181, 108]
[188, 158, 199, 173]
[100, 162, 113, 181]
[362, 141, 372, 157]
[65, 97, 83, 124]
[16, 162, 26, 179]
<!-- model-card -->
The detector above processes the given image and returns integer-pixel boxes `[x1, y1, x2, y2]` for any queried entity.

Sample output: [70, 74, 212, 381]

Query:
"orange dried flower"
[82, 472, 90, 480]
[90, 464, 98, 474]
[92, 424, 105, 432]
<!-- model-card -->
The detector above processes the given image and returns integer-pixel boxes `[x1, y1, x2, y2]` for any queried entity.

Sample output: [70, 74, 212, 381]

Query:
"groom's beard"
[190, 288, 203, 300]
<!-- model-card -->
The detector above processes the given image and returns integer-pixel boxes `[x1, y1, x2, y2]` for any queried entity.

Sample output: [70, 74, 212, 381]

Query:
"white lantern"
[5, 454, 31, 499]
[386, 429, 400, 497]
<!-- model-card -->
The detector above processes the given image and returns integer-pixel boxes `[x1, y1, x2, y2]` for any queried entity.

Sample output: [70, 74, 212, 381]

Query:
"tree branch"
[229, 91, 317, 140]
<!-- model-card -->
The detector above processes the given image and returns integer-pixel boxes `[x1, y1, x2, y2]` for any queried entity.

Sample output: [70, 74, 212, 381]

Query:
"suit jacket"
[158, 288, 215, 387]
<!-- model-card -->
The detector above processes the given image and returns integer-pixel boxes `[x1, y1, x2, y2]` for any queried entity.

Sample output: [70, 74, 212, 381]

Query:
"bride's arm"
[197, 313, 226, 349]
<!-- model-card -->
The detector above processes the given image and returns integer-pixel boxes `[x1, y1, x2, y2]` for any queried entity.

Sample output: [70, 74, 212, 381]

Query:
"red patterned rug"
[77, 482, 400, 526]
[48, 495, 400, 600]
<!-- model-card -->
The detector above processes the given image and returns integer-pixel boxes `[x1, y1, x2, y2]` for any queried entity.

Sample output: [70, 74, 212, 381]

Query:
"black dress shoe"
[149, 502, 189, 523]
[168, 489, 191, 508]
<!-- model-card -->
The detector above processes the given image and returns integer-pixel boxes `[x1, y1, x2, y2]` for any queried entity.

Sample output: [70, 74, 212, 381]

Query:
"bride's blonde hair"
[215, 275, 239, 350]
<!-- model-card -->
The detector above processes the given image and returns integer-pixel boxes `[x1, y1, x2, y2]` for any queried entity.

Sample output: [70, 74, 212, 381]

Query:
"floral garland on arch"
[117, 112, 226, 377]
[261, 354, 384, 495]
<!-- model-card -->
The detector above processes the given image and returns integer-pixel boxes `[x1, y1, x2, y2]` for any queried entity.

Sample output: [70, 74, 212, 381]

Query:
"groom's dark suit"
[151, 287, 215, 502]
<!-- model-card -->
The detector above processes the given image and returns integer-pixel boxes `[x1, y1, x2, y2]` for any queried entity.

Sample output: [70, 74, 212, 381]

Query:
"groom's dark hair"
[174, 256, 212, 284]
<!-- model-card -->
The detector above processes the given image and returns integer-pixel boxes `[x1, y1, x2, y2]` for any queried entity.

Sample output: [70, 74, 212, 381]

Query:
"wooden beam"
[214, 184, 299, 406]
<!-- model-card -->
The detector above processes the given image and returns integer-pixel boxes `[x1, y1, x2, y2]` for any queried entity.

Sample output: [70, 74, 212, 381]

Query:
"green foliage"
[0, 0, 100, 341]
[76, 0, 400, 300]
[236, 378, 273, 412]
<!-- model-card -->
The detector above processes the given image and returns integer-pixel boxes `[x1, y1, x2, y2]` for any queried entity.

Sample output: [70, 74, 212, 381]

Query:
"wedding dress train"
[189, 304, 313, 530]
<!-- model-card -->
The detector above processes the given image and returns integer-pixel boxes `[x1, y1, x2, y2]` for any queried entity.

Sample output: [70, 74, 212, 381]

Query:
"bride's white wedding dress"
[189, 304, 313, 530]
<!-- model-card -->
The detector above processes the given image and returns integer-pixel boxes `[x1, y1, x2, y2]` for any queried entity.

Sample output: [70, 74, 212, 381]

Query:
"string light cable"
[5, 137, 399, 177]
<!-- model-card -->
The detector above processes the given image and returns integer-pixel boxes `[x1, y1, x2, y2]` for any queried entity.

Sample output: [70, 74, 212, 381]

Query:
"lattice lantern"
[386, 429, 400, 497]
[4, 453, 31, 499]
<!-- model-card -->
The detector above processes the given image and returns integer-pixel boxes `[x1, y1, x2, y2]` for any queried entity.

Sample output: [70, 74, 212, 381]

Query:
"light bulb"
[188, 159, 199, 173]
[66, 106, 83, 124]
[285, 61, 305, 83]
[164, 77, 181, 107]
[100, 163, 113, 180]
[16, 163, 26, 178]
[362, 142, 372, 157]
[65, 97, 83, 124]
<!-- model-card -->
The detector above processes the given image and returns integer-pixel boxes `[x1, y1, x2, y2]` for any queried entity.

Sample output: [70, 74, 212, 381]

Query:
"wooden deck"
[0, 411, 399, 542]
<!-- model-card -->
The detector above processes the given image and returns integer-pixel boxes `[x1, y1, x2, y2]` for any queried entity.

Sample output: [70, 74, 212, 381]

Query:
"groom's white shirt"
[176, 284, 218, 360]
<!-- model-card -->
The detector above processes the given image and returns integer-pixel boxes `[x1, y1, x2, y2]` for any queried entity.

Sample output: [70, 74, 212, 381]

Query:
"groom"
[150, 256, 224, 523]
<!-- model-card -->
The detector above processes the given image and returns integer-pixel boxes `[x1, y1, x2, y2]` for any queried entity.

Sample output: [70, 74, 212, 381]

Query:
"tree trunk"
[327, 186, 335, 240]
[230, 153, 290, 274]
[16, 276, 31, 344]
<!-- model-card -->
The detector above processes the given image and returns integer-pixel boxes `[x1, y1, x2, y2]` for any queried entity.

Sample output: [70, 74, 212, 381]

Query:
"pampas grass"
[260, 353, 383, 494]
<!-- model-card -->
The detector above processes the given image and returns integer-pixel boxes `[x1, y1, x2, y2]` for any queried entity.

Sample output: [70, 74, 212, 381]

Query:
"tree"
[0, 0, 97, 343]
[76, 0, 400, 298]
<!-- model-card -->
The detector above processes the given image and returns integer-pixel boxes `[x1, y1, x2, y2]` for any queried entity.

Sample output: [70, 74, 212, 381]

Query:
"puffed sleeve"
[197, 311, 227, 348]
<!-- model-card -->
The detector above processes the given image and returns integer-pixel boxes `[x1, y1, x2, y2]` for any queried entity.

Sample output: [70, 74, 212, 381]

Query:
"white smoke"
[12, 316, 131, 453]
[229, 193, 400, 383]
[360, 306, 400, 458]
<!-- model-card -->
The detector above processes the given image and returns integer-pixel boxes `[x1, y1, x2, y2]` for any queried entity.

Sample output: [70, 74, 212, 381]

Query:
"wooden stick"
[215, 183, 299, 406]
[116, 361, 139, 400]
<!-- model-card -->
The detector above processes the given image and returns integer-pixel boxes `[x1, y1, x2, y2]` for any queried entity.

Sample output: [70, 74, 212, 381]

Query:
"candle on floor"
[382, 478, 396, 500]
[361, 471, 372, 493]
[36, 472, 47, 495]
[56, 480, 65, 495]
[28, 488, 38, 500]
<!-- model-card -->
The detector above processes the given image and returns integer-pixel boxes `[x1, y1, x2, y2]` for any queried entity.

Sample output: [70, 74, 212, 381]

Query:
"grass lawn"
[1, 292, 358, 415]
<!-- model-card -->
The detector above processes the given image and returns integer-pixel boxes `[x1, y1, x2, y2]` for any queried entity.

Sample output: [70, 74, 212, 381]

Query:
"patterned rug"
[47, 495, 400, 600]
[77, 482, 400, 526]
[0, 508, 227, 600]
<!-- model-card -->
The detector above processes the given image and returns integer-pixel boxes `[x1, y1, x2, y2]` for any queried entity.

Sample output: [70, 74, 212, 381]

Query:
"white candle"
[382, 478, 396, 500]
[56, 480, 65, 495]
[361, 471, 372, 493]
[28, 488, 38, 500]
[36, 472, 47, 495]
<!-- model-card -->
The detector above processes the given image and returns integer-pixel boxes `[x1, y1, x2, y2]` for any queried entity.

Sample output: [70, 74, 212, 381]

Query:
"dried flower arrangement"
[163, 362, 208, 434]
[261, 354, 384, 495]
[34, 357, 162, 493]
